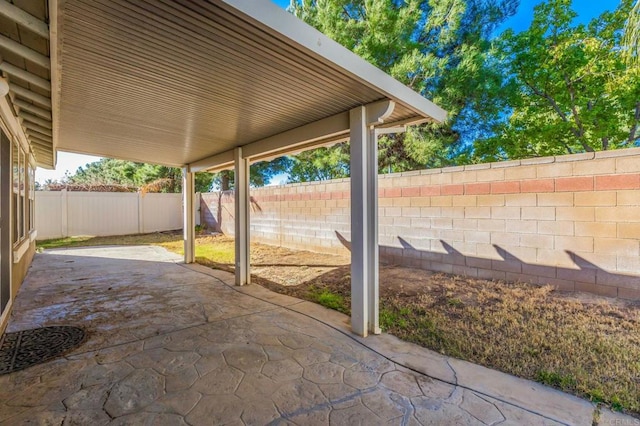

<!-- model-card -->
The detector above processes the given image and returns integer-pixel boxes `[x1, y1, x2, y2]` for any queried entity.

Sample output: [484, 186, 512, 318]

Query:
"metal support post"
[234, 147, 251, 285]
[349, 106, 381, 337]
[182, 167, 195, 264]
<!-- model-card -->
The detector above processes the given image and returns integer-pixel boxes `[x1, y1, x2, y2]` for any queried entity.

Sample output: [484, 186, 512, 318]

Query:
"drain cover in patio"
[0, 326, 85, 375]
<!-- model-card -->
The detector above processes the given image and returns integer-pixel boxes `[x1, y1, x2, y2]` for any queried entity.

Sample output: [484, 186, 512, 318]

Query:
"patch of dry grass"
[380, 276, 640, 414]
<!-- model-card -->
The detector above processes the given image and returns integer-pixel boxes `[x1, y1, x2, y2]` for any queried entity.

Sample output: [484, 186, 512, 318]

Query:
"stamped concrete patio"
[0, 246, 633, 425]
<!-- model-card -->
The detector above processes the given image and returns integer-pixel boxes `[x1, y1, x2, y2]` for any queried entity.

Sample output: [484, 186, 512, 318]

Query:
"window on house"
[28, 164, 35, 232]
[12, 141, 19, 245]
[19, 148, 25, 240]
[12, 143, 30, 245]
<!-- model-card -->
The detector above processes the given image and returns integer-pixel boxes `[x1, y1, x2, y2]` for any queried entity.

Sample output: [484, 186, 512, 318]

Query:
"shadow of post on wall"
[200, 191, 262, 232]
[335, 231, 640, 294]
[335, 231, 352, 251]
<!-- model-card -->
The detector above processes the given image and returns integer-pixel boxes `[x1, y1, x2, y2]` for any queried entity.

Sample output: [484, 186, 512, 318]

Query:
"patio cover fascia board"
[189, 110, 350, 173]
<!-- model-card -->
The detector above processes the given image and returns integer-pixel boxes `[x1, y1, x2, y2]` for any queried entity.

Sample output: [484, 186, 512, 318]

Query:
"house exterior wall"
[201, 147, 640, 300]
[12, 242, 35, 300]
[0, 97, 38, 334]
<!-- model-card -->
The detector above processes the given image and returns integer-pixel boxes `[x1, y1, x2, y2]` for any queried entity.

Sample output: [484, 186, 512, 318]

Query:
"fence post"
[60, 189, 68, 238]
[195, 193, 201, 226]
[138, 192, 144, 234]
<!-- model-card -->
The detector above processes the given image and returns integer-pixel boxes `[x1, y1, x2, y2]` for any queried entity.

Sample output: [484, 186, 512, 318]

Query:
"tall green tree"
[476, 0, 640, 160]
[623, 0, 640, 67]
[287, 0, 517, 181]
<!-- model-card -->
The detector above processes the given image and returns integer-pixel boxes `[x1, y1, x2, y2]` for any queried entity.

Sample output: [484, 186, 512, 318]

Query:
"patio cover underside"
[51, 0, 445, 167]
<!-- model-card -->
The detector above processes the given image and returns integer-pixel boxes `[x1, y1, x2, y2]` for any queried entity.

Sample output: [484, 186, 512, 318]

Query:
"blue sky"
[502, 0, 618, 32]
[38, 0, 619, 184]
[271, 0, 618, 32]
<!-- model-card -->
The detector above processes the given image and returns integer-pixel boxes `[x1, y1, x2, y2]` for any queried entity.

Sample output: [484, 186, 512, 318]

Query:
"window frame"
[12, 143, 32, 248]
[28, 162, 35, 233]
[12, 141, 19, 246]
[19, 148, 25, 241]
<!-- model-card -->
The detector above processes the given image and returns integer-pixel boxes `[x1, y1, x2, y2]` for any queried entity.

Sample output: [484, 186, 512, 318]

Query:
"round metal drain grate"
[0, 326, 85, 375]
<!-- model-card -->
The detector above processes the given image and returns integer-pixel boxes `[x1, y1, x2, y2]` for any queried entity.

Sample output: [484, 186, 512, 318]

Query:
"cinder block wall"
[200, 147, 640, 300]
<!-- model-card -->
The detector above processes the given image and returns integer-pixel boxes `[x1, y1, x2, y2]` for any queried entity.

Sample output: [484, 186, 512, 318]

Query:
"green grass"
[536, 370, 577, 391]
[38, 236, 95, 249]
[37, 233, 181, 250]
[195, 242, 235, 265]
[380, 307, 410, 329]
[158, 238, 233, 260]
[308, 287, 349, 314]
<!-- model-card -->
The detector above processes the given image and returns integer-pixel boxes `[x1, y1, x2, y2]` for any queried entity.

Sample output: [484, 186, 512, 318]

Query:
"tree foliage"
[289, 0, 640, 176]
[212, 156, 292, 190]
[288, 144, 350, 183]
[64, 158, 214, 193]
[287, 0, 517, 181]
[55, 154, 290, 193]
[623, 0, 640, 67]
[475, 0, 640, 160]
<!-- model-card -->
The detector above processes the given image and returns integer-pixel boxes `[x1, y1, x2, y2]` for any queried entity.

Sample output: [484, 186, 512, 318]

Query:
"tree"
[287, 0, 517, 181]
[67, 158, 214, 193]
[475, 0, 639, 160]
[288, 144, 350, 183]
[211, 156, 293, 190]
[250, 157, 293, 187]
[623, 0, 640, 67]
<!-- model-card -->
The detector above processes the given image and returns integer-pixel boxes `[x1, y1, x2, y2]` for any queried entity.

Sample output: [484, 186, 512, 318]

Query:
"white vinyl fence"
[35, 190, 184, 240]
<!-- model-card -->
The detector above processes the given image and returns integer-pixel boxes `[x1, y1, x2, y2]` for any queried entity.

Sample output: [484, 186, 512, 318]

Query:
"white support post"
[182, 167, 195, 264]
[234, 147, 250, 286]
[368, 126, 379, 335]
[349, 106, 381, 337]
